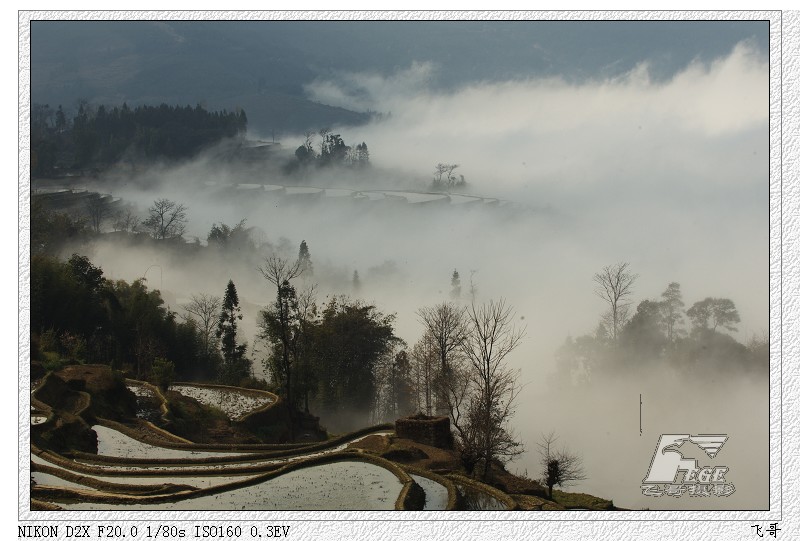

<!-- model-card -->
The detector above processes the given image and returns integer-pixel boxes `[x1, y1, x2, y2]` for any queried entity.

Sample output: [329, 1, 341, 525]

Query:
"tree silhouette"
[450, 269, 461, 300]
[258, 256, 304, 417]
[182, 294, 222, 374]
[460, 299, 525, 479]
[538, 431, 587, 498]
[216, 280, 250, 384]
[143, 199, 187, 240]
[687, 297, 740, 333]
[593, 262, 638, 341]
[298, 240, 313, 276]
[660, 282, 685, 341]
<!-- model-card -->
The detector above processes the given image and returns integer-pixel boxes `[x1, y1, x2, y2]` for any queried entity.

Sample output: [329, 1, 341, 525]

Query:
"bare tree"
[372, 341, 412, 423]
[433, 163, 449, 188]
[85, 196, 109, 233]
[537, 431, 587, 498]
[593, 262, 638, 341]
[417, 302, 470, 420]
[468, 270, 478, 303]
[258, 256, 303, 292]
[410, 332, 439, 416]
[600, 305, 630, 340]
[445, 164, 461, 187]
[432, 163, 461, 189]
[293, 283, 318, 413]
[438, 356, 474, 456]
[113, 206, 140, 233]
[416, 302, 468, 375]
[182, 294, 222, 358]
[303, 130, 315, 155]
[143, 198, 188, 240]
[460, 298, 526, 479]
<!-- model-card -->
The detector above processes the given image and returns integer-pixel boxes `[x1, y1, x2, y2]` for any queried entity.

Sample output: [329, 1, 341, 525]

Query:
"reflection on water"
[410, 474, 449, 510]
[455, 484, 507, 510]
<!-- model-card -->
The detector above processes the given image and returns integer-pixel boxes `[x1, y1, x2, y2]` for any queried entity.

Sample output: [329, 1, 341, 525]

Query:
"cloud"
[304, 61, 436, 113]
[305, 41, 766, 201]
[102, 41, 766, 358]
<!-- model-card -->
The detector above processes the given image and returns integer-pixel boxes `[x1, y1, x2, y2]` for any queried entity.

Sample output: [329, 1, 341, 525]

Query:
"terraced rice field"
[126, 382, 156, 399]
[93, 425, 249, 460]
[169, 384, 272, 420]
[124, 381, 163, 421]
[31, 379, 449, 510]
[31, 421, 414, 510]
[72, 428, 393, 473]
[411, 474, 449, 510]
[455, 483, 510, 510]
[32, 453, 260, 489]
[56, 460, 404, 511]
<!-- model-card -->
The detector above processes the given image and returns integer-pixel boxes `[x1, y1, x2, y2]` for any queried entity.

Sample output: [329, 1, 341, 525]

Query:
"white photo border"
[17, 9, 793, 540]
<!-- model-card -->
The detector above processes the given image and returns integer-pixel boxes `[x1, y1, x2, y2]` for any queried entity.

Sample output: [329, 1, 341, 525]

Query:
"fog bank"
[64, 41, 768, 510]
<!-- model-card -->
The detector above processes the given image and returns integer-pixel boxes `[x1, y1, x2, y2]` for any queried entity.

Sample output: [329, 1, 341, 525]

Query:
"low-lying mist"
[60, 40, 768, 510]
[530, 368, 768, 510]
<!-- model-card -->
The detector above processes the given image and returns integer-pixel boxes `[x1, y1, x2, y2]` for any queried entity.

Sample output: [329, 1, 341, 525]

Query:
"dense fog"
[50, 41, 768, 510]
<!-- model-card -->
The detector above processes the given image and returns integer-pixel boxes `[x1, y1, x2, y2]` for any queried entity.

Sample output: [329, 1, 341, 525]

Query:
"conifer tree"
[298, 240, 313, 276]
[216, 280, 250, 384]
[450, 269, 461, 300]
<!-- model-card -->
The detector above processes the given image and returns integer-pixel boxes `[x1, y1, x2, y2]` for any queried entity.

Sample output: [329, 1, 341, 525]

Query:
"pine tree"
[450, 269, 461, 300]
[216, 280, 250, 384]
[298, 240, 313, 276]
[353, 270, 361, 292]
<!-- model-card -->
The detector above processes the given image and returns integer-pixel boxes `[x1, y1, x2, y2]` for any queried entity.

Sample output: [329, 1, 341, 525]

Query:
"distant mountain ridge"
[30, 20, 767, 136]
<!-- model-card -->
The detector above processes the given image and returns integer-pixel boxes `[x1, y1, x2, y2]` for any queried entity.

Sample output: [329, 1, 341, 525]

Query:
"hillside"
[30, 364, 618, 511]
[30, 20, 766, 135]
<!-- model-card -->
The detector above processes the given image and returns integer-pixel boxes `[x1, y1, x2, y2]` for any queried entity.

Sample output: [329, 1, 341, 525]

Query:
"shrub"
[151, 357, 175, 391]
[39, 329, 60, 353]
[41, 351, 66, 372]
[59, 332, 87, 362]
